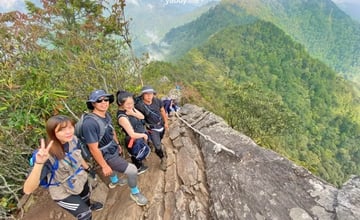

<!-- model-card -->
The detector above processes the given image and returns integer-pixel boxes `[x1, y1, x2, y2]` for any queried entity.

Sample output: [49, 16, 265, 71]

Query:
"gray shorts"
[106, 154, 129, 173]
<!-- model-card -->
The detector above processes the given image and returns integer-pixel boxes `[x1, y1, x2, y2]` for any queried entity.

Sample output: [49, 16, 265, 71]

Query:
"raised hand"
[35, 139, 54, 164]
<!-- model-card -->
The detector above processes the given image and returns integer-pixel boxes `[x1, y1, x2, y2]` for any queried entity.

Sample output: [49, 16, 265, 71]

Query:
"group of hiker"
[23, 85, 171, 220]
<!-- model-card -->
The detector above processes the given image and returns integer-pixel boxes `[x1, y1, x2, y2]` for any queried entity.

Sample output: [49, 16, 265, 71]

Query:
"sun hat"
[86, 89, 114, 110]
[140, 85, 156, 95]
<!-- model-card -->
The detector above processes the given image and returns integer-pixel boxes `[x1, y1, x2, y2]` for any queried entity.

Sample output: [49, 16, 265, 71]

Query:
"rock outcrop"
[20, 104, 360, 220]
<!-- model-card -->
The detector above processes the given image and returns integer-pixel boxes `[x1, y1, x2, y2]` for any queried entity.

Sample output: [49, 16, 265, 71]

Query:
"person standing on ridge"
[135, 86, 168, 171]
[82, 89, 148, 206]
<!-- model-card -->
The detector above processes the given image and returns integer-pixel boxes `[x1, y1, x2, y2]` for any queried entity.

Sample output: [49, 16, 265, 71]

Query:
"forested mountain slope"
[160, 3, 257, 61]
[160, 0, 360, 82]
[143, 20, 360, 186]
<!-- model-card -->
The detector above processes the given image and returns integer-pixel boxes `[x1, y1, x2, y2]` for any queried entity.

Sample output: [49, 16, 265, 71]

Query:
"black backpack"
[74, 112, 109, 161]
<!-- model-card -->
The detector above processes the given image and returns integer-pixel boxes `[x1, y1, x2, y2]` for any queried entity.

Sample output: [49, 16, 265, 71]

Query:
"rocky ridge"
[20, 104, 360, 220]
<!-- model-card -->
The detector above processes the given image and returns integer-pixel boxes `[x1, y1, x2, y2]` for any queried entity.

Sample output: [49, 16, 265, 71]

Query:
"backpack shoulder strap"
[86, 112, 108, 140]
[117, 112, 127, 120]
[41, 156, 60, 188]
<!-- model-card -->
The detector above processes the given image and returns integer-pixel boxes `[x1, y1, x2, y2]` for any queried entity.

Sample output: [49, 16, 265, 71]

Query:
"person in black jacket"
[135, 86, 168, 171]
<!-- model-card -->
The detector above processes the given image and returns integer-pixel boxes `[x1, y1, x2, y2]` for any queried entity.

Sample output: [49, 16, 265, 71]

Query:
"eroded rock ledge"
[175, 104, 360, 220]
[21, 104, 360, 220]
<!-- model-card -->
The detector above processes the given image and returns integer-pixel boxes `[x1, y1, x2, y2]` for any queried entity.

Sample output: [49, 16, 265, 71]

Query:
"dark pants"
[130, 156, 143, 169]
[148, 129, 165, 159]
[55, 182, 92, 220]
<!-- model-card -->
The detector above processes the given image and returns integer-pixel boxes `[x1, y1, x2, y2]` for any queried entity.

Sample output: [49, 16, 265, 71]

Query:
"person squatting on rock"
[81, 89, 148, 206]
[23, 115, 103, 220]
[135, 86, 168, 171]
[162, 98, 180, 116]
[116, 90, 151, 175]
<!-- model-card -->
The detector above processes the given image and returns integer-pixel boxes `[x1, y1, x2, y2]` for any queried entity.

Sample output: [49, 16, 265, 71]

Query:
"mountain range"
[142, 0, 360, 83]
[140, 0, 360, 186]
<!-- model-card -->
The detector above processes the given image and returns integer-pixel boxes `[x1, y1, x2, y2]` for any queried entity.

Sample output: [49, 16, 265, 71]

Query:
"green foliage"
[0, 0, 147, 216]
[163, 1, 360, 83]
[1, 0, 359, 216]
[144, 20, 360, 187]
[162, 3, 258, 61]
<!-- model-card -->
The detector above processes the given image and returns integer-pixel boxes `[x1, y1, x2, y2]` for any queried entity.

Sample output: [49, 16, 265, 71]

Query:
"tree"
[0, 0, 147, 217]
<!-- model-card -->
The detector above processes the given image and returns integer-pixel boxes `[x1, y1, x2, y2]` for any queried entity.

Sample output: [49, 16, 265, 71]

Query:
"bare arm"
[80, 159, 90, 170]
[23, 163, 43, 194]
[126, 108, 144, 120]
[88, 142, 112, 176]
[23, 139, 53, 194]
[118, 117, 148, 141]
[160, 106, 168, 130]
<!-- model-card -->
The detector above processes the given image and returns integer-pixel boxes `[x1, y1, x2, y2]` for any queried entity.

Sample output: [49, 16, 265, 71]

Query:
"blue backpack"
[128, 138, 151, 161]
[29, 148, 84, 189]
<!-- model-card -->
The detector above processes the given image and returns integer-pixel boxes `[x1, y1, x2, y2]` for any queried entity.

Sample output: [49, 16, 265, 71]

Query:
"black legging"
[148, 129, 165, 158]
[55, 181, 92, 220]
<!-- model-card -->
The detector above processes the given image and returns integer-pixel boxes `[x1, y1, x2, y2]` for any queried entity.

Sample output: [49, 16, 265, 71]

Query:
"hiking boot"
[160, 158, 167, 171]
[108, 178, 127, 189]
[130, 192, 148, 206]
[90, 202, 104, 212]
[137, 165, 148, 175]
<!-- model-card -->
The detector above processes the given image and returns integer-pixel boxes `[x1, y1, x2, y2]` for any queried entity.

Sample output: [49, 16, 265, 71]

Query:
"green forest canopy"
[143, 20, 360, 187]
[1, 0, 360, 218]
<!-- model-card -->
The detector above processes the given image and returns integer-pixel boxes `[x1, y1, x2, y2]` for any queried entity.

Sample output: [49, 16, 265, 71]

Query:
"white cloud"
[147, 3, 154, 10]
[127, 0, 140, 6]
[145, 29, 160, 43]
[0, 0, 19, 10]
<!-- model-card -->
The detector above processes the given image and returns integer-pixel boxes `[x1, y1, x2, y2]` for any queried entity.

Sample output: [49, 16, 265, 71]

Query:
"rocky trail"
[17, 104, 360, 220]
[18, 112, 209, 220]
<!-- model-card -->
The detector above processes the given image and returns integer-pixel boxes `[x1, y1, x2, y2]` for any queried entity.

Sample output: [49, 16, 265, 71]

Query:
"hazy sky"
[0, 0, 20, 11]
[0, 0, 221, 13]
[0, 0, 359, 13]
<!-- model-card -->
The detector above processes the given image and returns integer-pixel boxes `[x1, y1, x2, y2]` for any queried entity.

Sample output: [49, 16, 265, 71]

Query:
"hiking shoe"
[108, 178, 127, 189]
[90, 202, 103, 212]
[130, 192, 148, 206]
[160, 158, 167, 171]
[137, 165, 148, 175]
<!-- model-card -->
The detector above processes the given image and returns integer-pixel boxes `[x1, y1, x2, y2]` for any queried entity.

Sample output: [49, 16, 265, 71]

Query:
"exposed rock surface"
[19, 104, 360, 220]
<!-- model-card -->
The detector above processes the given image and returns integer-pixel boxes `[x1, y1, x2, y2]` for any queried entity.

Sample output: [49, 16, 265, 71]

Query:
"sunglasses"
[95, 98, 110, 103]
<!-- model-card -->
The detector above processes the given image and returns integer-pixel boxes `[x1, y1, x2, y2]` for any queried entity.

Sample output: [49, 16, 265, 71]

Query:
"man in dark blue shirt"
[82, 89, 148, 206]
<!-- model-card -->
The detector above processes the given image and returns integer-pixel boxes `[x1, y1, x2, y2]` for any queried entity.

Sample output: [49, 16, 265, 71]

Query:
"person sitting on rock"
[23, 115, 103, 220]
[82, 89, 148, 206]
[135, 85, 168, 171]
[116, 90, 150, 175]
